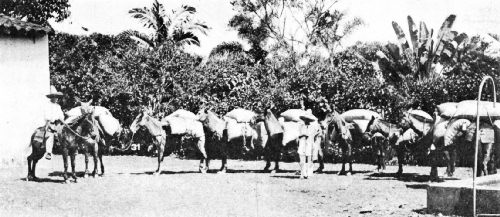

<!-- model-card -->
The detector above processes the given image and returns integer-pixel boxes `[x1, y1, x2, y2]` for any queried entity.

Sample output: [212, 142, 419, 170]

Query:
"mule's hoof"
[314, 169, 323, 174]
[270, 170, 277, 174]
[217, 170, 226, 174]
[64, 180, 70, 184]
[346, 172, 352, 176]
[83, 174, 88, 178]
[200, 169, 207, 174]
[153, 172, 160, 176]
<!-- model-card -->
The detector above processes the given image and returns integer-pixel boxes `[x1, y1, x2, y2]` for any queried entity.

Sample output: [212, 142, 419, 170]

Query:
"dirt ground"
[0, 155, 474, 217]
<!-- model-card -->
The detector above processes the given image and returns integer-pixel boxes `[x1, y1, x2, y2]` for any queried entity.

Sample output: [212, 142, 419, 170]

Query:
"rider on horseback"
[43, 86, 64, 160]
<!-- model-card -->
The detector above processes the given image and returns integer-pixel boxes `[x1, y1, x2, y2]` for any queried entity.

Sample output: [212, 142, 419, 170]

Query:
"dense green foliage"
[0, 0, 70, 26]
[49, 31, 500, 164]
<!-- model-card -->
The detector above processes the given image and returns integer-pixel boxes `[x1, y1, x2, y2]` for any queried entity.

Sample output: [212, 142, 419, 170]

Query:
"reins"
[109, 131, 136, 152]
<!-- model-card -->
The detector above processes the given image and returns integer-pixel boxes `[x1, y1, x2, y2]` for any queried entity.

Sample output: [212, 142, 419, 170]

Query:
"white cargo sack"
[225, 108, 256, 123]
[408, 109, 433, 123]
[395, 128, 418, 146]
[165, 117, 204, 137]
[226, 118, 254, 142]
[66, 106, 111, 117]
[341, 109, 381, 122]
[65, 106, 112, 124]
[97, 114, 121, 136]
[282, 121, 301, 145]
[437, 102, 458, 118]
[280, 109, 308, 122]
[166, 109, 198, 120]
[453, 100, 500, 120]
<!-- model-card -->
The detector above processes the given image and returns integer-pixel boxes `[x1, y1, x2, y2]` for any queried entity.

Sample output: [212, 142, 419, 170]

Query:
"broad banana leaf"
[434, 14, 456, 56]
[407, 16, 419, 55]
[418, 22, 430, 47]
[392, 21, 410, 51]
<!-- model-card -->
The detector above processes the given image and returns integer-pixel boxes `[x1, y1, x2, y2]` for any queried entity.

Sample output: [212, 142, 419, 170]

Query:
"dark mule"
[130, 110, 208, 174]
[60, 113, 100, 183]
[365, 116, 402, 173]
[27, 114, 99, 182]
[320, 111, 356, 175]
[197, 109, 260, 173]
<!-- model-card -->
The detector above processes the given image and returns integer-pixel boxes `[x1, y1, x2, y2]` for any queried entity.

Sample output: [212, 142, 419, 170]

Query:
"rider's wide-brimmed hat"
[46, 85, 63, 98]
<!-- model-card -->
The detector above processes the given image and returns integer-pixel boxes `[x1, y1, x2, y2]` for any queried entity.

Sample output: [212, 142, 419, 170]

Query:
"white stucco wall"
[0, 35, 50, 168]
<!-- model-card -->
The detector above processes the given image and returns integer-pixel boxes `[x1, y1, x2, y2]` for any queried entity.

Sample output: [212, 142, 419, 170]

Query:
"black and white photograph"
[1, 0, 500, 216]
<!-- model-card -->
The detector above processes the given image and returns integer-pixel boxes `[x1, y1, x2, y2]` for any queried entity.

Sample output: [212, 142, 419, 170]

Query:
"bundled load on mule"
[453, 100, 500, 120]
[436, 102, 458, 118]
[279, 109, 320, 145]
[395, 128, 418, 146]
[225, 118, 256, 143]
[340, 109, 381, 122]
[65, 105, 121, 137]
[161, 116, 204, 137]
[280, 109, 312, 122]
[164, 109, 198, 120]
[407, 109, 434, 123]
[224, 108, 257, 123]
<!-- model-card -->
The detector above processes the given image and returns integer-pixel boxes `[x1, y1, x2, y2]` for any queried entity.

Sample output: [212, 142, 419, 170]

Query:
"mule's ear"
[87, 99, 93, 105]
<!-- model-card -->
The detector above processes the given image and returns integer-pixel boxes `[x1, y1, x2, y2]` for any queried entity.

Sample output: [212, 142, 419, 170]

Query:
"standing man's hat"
[46, 85, 63, 98]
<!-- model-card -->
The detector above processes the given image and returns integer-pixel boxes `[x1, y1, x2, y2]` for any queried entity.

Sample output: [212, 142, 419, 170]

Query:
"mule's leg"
[347, 144, 353, 176]
[219, 151, 227, 174]
[99, 150, 105, 176]
[197, 137, 208, 173]
[92, 147, 98, 177]
[339, 148, 346, 175]
[62, 148, 69, 183]
[83, 148, 90, 178]
[396, 145, 404, 175]
[70, 151, 77, 182]
[155, 142, 165, 175]
[450, 147, 457, 176]
[443, 149, 452, 177]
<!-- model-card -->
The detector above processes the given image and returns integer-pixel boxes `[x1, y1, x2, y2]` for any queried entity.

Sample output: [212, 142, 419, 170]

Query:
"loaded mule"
[130, 109, 207, 175]
[197, 108, 263, 173]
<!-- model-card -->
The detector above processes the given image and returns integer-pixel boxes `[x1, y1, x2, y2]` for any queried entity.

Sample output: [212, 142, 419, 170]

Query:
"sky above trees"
[51, 0, 500, 56]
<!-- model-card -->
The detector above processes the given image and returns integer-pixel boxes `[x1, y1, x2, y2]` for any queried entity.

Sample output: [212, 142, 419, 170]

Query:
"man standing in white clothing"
[44, 86, 64, 160]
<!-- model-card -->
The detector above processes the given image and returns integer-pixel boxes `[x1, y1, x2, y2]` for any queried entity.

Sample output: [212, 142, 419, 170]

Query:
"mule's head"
[399, 111, 412, 130]
[196, 108, 208, 123]
[77, 99, 94, 115]
[130, 109, 149, 133]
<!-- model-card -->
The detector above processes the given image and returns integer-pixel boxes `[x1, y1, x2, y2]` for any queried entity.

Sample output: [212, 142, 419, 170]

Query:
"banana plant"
[376, 14, 468, 81]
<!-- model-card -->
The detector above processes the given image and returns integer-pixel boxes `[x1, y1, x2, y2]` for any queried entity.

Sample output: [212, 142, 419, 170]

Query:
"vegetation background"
[4, 0, 499, 165]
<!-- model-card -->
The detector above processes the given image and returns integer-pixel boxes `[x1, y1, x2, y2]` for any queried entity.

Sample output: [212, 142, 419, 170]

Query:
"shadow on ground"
[20, 177, 65, 183]
[365, 172, 461, 183]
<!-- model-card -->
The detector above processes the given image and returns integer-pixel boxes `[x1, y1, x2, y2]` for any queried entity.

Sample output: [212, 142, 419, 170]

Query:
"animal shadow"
[226, 169, 297, 174]
[365, 172, 431, 183]
[20, 177, 65, 183]
[48, 171, 87, 178]
[406, 184, 429, 189]
[126, 171, 200, 175]
[271, 175, 300, 179]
